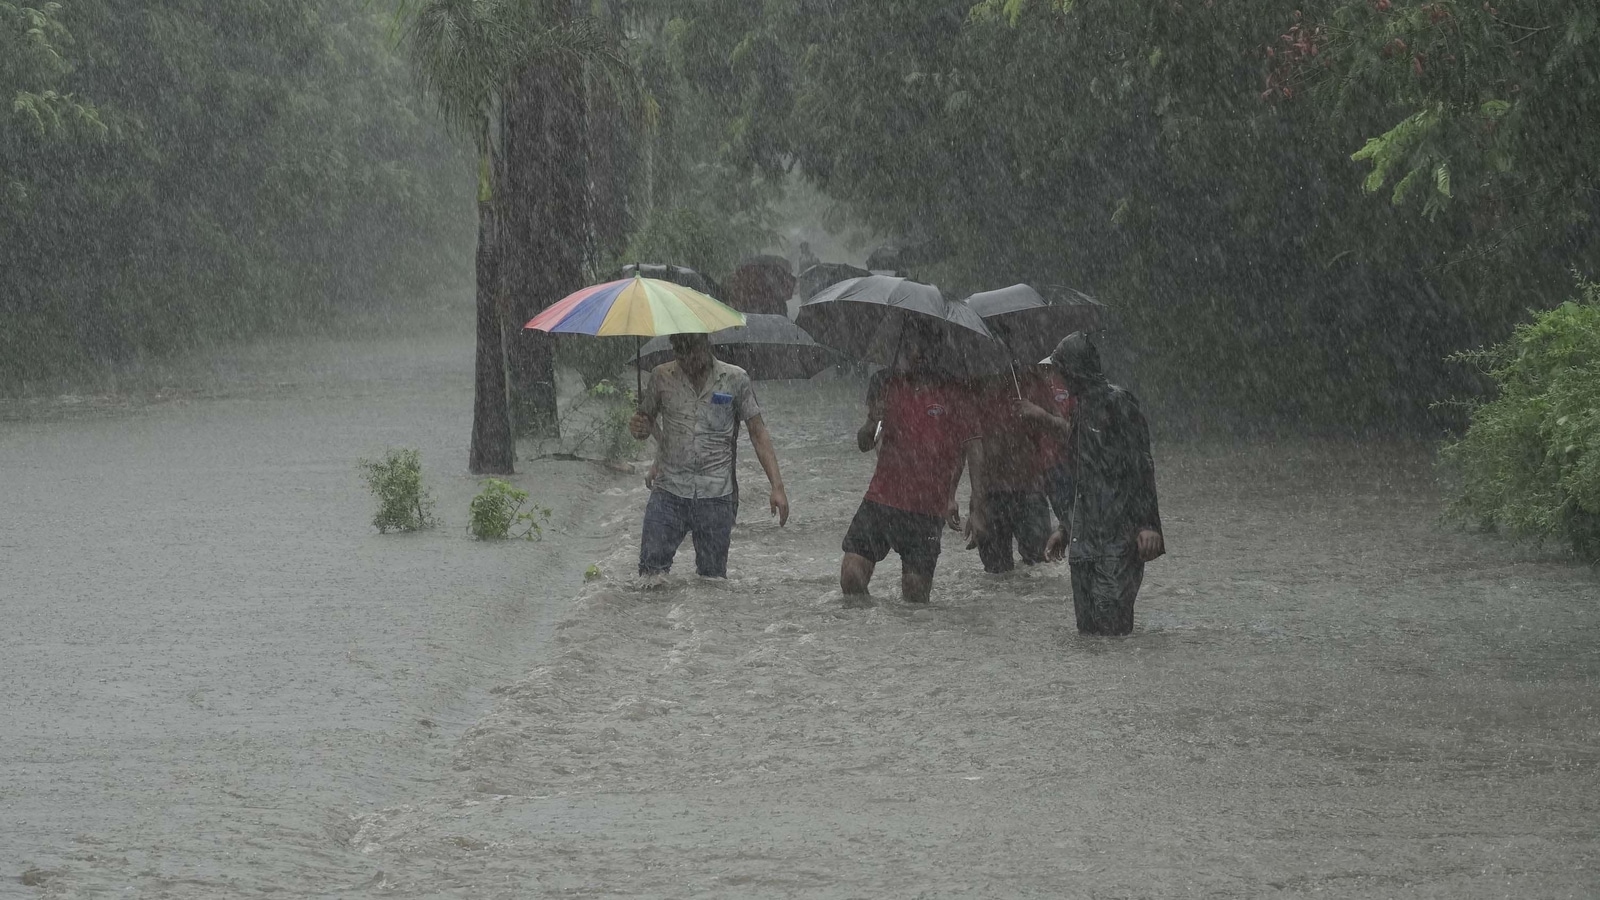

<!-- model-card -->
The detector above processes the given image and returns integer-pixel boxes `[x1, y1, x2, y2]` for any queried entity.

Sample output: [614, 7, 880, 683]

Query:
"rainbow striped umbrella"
[525, 275, 747, 392]
[525, 275, 745, 337]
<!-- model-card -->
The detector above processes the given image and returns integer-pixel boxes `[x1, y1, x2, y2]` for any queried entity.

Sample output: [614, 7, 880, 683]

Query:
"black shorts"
[841, 499, 944, 577]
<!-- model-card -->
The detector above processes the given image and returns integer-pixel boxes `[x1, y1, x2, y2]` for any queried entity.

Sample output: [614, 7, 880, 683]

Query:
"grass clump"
[1441, 276, 1600, 561]
[469, 478, 551, 540]
[359, 448, 437, 533]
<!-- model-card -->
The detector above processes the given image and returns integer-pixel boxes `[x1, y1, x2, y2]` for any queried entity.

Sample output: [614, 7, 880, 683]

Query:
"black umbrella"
[964, 283, 1107, 365]
[795, 275, 1005, 378]
[797, 262, 870, 305]
[634, 314, 839, 381]
[724, 256, 796, 316]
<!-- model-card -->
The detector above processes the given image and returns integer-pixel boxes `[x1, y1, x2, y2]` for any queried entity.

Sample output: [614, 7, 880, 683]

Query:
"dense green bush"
[359, 448, 438, 533]
[468, 479, 550, 540]
[1441, 278, 1600, 561]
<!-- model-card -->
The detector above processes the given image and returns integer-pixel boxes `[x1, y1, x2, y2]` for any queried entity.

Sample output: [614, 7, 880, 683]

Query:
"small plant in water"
[358, 448, 437, 533]
[469, 478, 552, 540]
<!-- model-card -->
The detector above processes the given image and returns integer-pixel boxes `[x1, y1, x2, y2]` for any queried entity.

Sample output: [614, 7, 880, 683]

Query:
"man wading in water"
[1014, 332, 1163, 635]
[630, 333, 789, 580]
[840, 322, 988, 604]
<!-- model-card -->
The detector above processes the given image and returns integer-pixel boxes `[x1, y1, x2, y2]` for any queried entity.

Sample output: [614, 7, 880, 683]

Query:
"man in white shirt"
[628, 334, 789, 577]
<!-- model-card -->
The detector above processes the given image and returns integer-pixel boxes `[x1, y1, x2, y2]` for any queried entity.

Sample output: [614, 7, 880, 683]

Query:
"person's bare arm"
[961, 438, 988, 548]
[746, 414, 789, 526]
[944, 457, 965, 530]
[1013, 399, 1072, 438]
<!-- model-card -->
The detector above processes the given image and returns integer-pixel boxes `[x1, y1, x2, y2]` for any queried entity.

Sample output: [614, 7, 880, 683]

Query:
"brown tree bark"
[501, 46, 588, 438]
[469, 195, 515, 474]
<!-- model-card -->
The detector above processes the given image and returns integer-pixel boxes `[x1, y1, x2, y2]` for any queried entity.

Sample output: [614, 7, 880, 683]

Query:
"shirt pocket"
[706, 392, 736, 432]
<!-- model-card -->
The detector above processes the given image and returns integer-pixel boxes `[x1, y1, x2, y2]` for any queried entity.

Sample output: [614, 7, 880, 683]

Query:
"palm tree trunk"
[469, 194, 515, 474]
[502, 49, 587, 438]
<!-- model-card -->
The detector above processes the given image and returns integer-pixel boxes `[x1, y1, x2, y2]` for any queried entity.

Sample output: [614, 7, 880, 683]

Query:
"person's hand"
[1136, 528, 1165, 562]
[1014, 399, 1051, 422]
[629, 411, 654, 440]
[769, 485, 790, 526]
[1045, 527, 1068, 562]
[945, 499, 961, 531]
[856, 421, 879, 453]
[963, 508, 989, 549]
[644, 463, 659, 490]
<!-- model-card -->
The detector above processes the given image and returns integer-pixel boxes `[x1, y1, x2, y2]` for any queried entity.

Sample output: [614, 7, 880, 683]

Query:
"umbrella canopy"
[795, 275, 1005, 378]
[525, 275, 746, 337]
[634, 314, 838, 380]
[964, 283, 1107, 364]
[724, 255, 796, 316]
[797, 262, 871, 304]
[620, 262, 721, 298]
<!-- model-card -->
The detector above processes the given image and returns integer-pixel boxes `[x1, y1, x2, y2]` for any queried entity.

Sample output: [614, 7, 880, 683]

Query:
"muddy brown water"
[2, 334, 1596, 898]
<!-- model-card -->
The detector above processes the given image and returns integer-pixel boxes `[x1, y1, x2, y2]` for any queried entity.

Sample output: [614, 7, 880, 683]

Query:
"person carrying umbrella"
[962, 361, 1062, 574]
[840, 319, 989, 604]
[628, 334, 789, 580]
[1015, 333, 1164, 635]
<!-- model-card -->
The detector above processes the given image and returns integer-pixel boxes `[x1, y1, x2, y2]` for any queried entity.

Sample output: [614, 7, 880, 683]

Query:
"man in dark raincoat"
[1014, 332, 1164, 635]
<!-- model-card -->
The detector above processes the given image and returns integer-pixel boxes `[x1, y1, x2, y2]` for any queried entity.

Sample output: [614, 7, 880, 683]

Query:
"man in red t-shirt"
[968, 366, 1062, 573]
[841, 324, 988, 603]
[1014, 357, 1079, 529]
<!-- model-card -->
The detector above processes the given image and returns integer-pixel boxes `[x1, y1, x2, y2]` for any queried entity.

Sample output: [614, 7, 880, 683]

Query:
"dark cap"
[1048, 332, 1102, 379]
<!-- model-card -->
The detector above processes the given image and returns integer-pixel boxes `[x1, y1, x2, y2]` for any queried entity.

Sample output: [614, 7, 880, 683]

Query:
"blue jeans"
[638, 491, 738, 577]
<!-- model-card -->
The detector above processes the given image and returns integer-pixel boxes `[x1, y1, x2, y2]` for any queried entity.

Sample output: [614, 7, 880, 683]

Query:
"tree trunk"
[469, 195, 515, 474]
[587, 69, 634, 267]
[502, 46, 588, 438]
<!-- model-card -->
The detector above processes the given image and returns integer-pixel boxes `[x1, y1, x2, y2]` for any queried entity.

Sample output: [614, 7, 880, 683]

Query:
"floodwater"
[3, 333, 1597, 898]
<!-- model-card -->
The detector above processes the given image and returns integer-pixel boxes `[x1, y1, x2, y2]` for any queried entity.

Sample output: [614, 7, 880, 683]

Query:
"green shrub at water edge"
[1440, 277, 1600, 561]
[556, 379, 643, 464]
[469, 479, 551, 541]
[359, 448, 437, 533]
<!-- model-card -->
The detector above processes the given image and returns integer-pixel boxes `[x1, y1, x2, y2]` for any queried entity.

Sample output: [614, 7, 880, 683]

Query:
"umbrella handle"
[635, 335, 642, 400]
[1010, 359, 1022, 400]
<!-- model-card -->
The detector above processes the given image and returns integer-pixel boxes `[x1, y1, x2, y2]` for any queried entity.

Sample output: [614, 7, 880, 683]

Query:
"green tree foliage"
[644, 0, 1600, 430]
[1, 1, 473, 389]
[1440, 277, 1600, 561]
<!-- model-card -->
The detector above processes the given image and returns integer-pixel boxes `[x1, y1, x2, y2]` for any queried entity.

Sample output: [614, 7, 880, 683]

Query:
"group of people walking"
[626, 325, 1164, 636]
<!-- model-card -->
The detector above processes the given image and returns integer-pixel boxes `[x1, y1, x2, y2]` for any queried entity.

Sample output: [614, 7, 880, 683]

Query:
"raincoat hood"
[1049, 332, 1105, 383]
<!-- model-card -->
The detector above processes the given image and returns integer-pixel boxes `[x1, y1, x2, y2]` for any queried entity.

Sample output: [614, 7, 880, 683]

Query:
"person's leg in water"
[639, 491, 692, 576]
[841, 552, 876, 595]
[893, 510, 942, 602]
[1069, 552, 1145, 635]
[1014, 491, 1052, 566]
[977, 490, 1018, 574]
[900, 565, 933, 603]
[688, 495, 738, 577]
[840, 500, 893, 597]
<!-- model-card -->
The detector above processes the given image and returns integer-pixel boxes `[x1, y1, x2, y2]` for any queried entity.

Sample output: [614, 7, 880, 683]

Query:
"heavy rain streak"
[5, 1, 1600, 896]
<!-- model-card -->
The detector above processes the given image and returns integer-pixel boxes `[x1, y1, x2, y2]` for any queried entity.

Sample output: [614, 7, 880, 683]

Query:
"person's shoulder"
[652, 360, 680, 379]
[714, 360, 752, 385]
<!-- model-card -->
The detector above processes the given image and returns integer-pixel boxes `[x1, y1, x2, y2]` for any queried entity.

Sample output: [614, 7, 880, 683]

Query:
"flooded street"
[5, 335, 1598, 898]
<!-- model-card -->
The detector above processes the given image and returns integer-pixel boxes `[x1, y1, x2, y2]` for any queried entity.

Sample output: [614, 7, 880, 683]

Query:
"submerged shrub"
[358, 448, 437, 533]
[1440, 277, 1600, 561]
[468, 478, 551, 540]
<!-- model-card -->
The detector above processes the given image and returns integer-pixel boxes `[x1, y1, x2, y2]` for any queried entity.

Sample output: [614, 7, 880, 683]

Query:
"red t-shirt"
[864, 377, 981, 517]
[1035, 376, 1076, 471]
